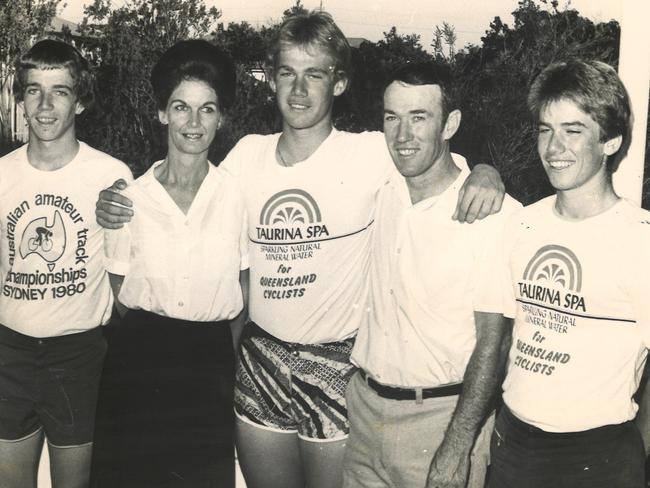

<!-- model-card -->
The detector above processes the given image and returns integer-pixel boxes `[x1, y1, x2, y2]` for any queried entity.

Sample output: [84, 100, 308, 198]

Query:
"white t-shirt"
[502, 196, 650, 432]
[0, 142, 132, 337]
[220, 129, 392, 343]
[352, 158, 521, 387]
[104, 161, 248, 322]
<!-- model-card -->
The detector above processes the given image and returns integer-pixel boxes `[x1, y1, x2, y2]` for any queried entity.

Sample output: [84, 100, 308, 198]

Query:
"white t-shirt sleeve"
[471, 197, 521, 314]
[499, 210, 522, 319]
[103, 186, 135, 276]
[629, 225, 650, 347]
[218, 135, 257, 177]
[104, 224, 132, 276]
[360, 131, 394, 190]
[239, 208, 250, 271]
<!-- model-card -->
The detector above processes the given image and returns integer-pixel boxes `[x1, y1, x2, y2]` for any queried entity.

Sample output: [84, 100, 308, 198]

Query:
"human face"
[270, 44, 347, 132]
[537, 98, 620, 193]
[383, 81, 452, 180]
[159, 79, 222, 156]
[21, 68, 83, 144]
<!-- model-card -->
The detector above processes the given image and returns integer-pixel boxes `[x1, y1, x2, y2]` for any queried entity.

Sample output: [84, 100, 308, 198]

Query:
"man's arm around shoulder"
[96, 179, 134, 229]
[426, 312, 512, 488]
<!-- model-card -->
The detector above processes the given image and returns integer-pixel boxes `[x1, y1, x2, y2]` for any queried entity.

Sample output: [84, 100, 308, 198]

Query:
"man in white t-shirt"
[0, 40, 131, 488]
[490, 60, 650, 488]
[94, 11, 506, 488]
[344, 62, 520, 488]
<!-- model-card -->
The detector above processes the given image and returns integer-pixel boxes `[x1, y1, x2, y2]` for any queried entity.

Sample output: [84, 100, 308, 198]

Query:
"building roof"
[48, 16, 82, 36]
[347, 37, 371, 48]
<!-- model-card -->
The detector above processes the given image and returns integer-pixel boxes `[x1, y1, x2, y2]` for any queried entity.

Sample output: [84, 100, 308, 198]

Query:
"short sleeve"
[103, 187, 135, 276]
[500, 211, 523, 319]
[104, 225, 132, 276]
[629, 226, 650, 347]
[472, 197, 521, 316]
[218, 136, 253, 177]
[357, 131, 394, 191]
[239, 208, 250, 271]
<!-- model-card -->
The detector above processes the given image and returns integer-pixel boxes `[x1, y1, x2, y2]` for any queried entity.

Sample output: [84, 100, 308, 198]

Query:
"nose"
[396, 120, 412, 142]
[544, 131, 565, 157]
[291, 75, 307, 96]
[188, 109, 201, 127]
[38, 92, 53, 110]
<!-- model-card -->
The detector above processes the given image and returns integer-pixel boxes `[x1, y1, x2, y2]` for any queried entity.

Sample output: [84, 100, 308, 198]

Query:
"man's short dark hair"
[384, 62, 456, 120]
[267, 11, 351, 83]
[14, 39, 94, 108]
[527, 59, 632, 173]
[150, 40, 236, 112]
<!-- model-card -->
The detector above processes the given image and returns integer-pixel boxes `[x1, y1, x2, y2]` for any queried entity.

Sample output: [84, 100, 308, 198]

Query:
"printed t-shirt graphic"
[0, 142, 132, 337]
[501, 196, 650, 433]
[220, 130, 392, 344]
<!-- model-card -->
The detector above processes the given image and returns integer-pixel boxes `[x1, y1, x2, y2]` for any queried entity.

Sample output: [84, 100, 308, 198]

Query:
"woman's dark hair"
[151, 40, 236, 112]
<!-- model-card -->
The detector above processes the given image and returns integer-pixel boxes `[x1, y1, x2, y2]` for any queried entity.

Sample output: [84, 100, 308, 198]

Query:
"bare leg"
[0, 429, 44, 488]
[236, 418, 304, 488]
[301, 438, 347, 488]
[49, 442, 93, 488]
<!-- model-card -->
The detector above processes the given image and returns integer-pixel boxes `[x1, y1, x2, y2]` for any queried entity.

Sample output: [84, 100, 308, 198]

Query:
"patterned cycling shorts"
[234, 322, 356, 441]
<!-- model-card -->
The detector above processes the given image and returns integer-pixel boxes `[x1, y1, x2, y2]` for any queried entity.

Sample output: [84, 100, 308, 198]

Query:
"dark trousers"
[489, 406, 645, 488]
[90, 310, 235, 488]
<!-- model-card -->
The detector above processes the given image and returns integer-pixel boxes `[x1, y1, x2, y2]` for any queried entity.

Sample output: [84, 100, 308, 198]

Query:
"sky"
[59, 0, 624, 50]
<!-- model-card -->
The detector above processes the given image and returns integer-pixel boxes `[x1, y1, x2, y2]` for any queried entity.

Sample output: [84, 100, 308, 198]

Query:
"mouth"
[182, 133, 203, 141]
[546, 160, 574, 170]
[35, 117, 57, 125]
[395, 148, 419, 157]
[288, 102, 309, 111]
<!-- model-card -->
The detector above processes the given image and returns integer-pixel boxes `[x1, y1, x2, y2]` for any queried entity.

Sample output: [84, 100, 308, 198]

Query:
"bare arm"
[96, 179, 134, 229]
[426, 312, 512, 488]
[230, 269, 249, 353]
[453, 164, 505, 223]
[108, 272, 127, 318]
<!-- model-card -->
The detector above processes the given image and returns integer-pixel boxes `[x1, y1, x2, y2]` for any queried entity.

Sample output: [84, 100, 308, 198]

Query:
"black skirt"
[90, 309, 235, 488]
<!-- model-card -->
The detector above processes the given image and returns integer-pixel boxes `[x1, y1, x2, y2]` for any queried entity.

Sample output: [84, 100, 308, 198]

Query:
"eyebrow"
[277, 65, 330, 74]
[383, 109, 429, 115]
[538, 121, 588, 128]
[25, 83, 73, 90]
[169, 99, 218, 105]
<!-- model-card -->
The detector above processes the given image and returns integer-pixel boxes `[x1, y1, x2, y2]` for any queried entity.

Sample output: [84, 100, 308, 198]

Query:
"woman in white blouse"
[90, 40, 248, 488]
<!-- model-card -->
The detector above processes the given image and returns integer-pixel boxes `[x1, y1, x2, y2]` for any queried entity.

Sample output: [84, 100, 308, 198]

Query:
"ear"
[442, 109, 461, 141]
[333, 75, 348, 97]
[269, 76, 277, 94]
[158, 109, 168, 125]
[75, 101, 85, 115]
[603, 134, 622, 156]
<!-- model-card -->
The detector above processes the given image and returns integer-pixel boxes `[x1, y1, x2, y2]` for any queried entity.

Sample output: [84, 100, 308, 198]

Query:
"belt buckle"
[415, 387, 423, 405]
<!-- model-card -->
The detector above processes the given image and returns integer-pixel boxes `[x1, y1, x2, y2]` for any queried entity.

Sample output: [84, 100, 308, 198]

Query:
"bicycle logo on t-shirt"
[19, 211, 67, 270]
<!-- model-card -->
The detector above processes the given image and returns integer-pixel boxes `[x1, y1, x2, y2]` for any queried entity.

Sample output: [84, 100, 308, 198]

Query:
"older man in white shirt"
[344, 62, 521, 488]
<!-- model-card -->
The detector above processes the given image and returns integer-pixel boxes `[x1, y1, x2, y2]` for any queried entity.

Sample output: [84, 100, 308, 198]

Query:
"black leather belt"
[358, 370, 462, 401]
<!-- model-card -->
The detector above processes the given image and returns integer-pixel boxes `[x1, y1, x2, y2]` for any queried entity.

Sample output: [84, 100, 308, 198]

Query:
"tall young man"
[95, 12, 505, 488]
[343, 63, 520, 488]
[0, 40, 131, 488]
[490, 59, 649, 488]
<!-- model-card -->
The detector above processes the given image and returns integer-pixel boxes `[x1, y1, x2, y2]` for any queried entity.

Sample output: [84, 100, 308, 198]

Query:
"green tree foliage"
[283, 0, 308, 19]
[72, 0, 629, 205]
[0, 0, 61, 148]
[77, 0, 221, 175]
[338, 27, 431, 132]
[452, 0, 620, 203]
